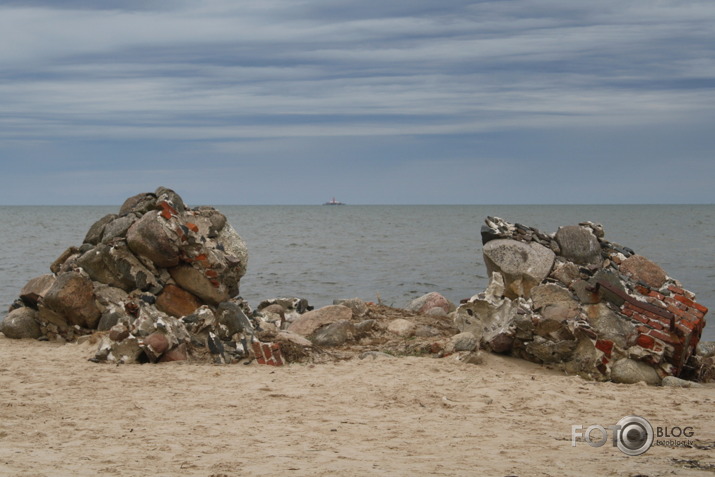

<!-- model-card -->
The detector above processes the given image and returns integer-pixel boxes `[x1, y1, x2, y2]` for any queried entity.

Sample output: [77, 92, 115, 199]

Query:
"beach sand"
[1, 334, 714, 476]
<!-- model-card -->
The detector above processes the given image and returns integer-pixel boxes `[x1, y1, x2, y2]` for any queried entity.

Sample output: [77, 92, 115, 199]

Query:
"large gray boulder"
[126, 212, 182, 268]
[583, 303, 635, 349]
[482, 239, 555, 299]
[168, 265, 231, 305]
[19, 274, 56, 307]
[311, 320, 356, 347]
[554, 225, 601, 265]
[77, 242, 161, 293]
[42, 271, 101, 329]
[100, 214, 137, 243]
[83, 213, 118, 245]
[1, 307, 42, 339]
[611, 358, 662, 385]
[619, 255, 667, 289]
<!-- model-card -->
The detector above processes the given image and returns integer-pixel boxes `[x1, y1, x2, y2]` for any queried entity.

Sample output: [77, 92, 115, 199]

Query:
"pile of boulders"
[1, 187, 260, 364]
[454, 217, 709, 384]
[0, 188, 465, 367]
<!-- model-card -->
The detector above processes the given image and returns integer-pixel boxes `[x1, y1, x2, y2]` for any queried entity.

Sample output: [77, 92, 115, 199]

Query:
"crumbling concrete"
[455, 216, 709, 383]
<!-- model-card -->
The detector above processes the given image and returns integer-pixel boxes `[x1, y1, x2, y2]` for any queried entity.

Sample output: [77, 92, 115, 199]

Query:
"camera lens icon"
[616, 416, 654, 456]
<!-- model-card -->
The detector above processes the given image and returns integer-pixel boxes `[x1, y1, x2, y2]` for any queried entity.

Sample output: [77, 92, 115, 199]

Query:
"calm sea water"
[1, 204, 713, 340]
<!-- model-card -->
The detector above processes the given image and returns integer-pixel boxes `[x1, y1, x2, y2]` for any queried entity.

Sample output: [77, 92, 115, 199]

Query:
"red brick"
[690, 308, 705, 320]
[636, 285, 651, 295]
[677, 320, 698, 331]
[690, 301, 709, 314]
[667, 304, 687, 317]
[668, 285, 685, 295]
[648, 290, 665, 300]
[595, 339, 614, 357]
[637, 334, 655, 349]
[680, 311, 701, 324]
[674, 295, 695, 308]
[647, 319, 664, 330]
[631, 313, 649, 325]
[621, 307, 635, 317]
[639, 308, 666, 322]
[648, 328, 677, 344]
[636, 325, 650, 334]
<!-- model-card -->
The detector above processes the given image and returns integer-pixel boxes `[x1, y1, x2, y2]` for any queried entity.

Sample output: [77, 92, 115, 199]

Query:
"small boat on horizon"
[323, 197, 345, 205]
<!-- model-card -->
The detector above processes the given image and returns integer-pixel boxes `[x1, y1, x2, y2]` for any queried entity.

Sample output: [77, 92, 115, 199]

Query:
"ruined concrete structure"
[454, 217, 708, 383]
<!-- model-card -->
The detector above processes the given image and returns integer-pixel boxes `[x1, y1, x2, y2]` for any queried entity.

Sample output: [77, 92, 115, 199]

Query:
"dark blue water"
[1, 204, 713, 339]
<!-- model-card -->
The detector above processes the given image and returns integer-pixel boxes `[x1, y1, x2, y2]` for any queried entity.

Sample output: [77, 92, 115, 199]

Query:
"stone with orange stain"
[156, 284, 203, 318]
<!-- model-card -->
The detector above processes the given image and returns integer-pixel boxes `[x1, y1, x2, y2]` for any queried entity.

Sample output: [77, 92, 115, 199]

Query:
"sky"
[1, 0, 714, 205]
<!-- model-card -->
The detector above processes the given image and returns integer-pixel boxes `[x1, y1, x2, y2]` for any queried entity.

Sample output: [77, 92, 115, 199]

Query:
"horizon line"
[1, 202, 713, 207]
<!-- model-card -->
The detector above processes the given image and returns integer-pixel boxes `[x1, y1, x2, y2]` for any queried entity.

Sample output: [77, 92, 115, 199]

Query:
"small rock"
[661, 376, 702, 388]
[550, 261, 582, 287]
[287, 305, 353, 336]
[448, 332, 478, 352]
[696, 341, 715, 358]
[459, 350, 484, 365]
[311, 320, 355, 347]
[358, 351, 395, 360]
[143, 332, 170, 361]
[110, 335, 143, 364]
[159, 343, 188, 362]
[108, 323, 130, 342]
[610, 358, 662, 385]
[333, 298, 369, 317]
[354, 319, 376, 337]
[276, 331, 313, 348]
[406, 292, 455, 315]
[387, 319, 416, 337]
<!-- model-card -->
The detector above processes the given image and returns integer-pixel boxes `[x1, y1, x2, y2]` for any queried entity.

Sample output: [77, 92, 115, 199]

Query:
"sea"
[1, 204, 713, 341]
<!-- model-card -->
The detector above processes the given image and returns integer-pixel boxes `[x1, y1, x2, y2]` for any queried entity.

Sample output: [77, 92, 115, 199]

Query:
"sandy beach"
[1, 335, 713, 477]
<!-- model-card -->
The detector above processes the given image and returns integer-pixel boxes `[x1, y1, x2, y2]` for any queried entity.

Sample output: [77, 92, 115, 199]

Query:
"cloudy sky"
[1, 0, 714, 205]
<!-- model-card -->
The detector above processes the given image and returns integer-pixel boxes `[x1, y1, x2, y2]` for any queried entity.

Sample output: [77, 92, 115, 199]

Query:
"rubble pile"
[2, 187, 261, 364]
[0, 188, 464, 366]
[1, 191, 712, 383]
[454, 217, 709, 383]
